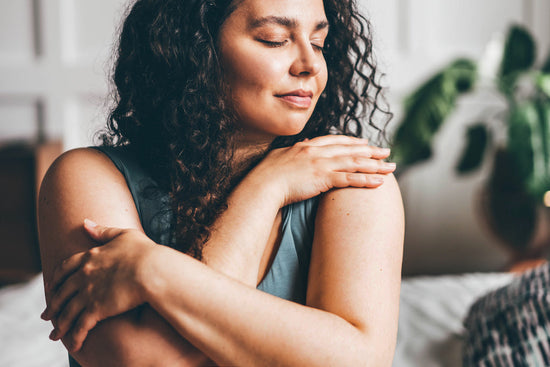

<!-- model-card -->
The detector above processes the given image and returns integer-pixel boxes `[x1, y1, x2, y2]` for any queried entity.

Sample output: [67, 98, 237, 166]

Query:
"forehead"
[227, 0, 327, 27]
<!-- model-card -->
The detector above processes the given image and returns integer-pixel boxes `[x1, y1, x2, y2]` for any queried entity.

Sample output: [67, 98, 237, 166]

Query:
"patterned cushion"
[463, 263, 550, 367]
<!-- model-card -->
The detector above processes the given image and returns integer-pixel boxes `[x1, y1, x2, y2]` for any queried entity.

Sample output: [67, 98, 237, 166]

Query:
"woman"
[39, 0, 404, 365]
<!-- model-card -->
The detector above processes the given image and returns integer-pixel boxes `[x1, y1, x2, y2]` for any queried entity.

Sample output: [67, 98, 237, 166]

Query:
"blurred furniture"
[0, 141, 61, 285]
[0, 270, 516, 367]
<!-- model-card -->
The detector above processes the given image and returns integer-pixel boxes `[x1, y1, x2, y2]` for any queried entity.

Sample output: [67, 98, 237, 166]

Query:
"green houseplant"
[392, 25, 550, 258]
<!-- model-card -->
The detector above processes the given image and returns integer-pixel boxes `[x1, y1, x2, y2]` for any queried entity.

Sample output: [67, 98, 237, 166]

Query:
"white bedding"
[394, 272, 514, 367]
[0, 272, 515, 367]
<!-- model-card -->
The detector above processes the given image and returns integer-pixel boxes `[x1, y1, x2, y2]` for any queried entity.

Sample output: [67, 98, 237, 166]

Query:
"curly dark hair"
[102, 0, 391, 259]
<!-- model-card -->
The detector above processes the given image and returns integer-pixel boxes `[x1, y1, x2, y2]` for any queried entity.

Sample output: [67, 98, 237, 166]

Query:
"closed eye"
[258, 39, 288, 48]
[312, 43, 324, 52]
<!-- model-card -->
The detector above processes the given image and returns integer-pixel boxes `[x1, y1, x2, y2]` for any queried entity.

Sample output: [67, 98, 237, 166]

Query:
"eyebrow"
[248, 16, 329, 31]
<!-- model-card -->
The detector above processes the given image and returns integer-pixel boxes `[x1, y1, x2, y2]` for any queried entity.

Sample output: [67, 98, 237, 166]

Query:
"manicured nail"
[84, 219, 98, 228]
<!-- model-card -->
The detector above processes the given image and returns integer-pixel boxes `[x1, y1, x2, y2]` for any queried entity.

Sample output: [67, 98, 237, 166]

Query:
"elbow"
[354, 332, 397, 367]
[340, 343, 394, 367]
[342, 321, 397, 367]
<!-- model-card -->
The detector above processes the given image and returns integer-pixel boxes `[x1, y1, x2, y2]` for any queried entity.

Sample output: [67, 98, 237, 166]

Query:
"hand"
[41, 219, 157, 352]
[249, 135, 395, 207]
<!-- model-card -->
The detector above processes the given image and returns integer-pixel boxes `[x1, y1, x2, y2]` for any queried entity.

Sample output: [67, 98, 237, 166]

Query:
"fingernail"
[381, 148, 391, 155]
[373, 177, 384, 184]
[84, 218, 98, 228]
[386, 162, 396, 169]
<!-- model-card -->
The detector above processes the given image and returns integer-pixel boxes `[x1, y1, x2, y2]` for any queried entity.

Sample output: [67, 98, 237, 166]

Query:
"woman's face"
[218, 0, 329, 144]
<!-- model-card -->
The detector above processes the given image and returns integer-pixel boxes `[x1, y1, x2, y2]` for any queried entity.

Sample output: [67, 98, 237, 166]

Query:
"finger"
[327, 156, 396, 174]
[66, 310, 99, 353]
[303, 135, 369, 147]
[84, 219, 126, 243]
[44, 271, 82, 321]
[51, 296, 90, 342]
[370, 147, 391, 159]
[330, 172, 385, 188]
[46, 252, 86, 299]
[304, 143, 390, 160]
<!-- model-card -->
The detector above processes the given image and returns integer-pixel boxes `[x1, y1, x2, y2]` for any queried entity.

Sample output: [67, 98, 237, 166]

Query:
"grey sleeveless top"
[69, 145, 318, 366]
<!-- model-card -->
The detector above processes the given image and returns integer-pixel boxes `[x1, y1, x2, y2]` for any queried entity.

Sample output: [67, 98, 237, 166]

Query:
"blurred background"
[0, 0, 549, 284]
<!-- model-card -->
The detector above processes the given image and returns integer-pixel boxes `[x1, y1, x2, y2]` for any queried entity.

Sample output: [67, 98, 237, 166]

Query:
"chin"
[274, 121, 309, 137]
[278, 112, 314, 135]
[239, 110, 313, 139]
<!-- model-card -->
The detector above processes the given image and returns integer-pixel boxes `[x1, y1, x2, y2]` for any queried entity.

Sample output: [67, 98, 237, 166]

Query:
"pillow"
[462, 263, 550, 366]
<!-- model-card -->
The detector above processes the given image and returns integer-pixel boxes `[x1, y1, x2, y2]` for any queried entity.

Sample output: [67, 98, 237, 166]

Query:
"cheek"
[319, 64, 328, 93]
[224, 47, 288, 94]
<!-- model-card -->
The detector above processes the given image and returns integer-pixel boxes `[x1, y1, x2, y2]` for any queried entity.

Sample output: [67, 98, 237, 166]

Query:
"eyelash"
[260, 40, 287, 48]
[312, 44, 325, 52]
[259, 39, 325, 52]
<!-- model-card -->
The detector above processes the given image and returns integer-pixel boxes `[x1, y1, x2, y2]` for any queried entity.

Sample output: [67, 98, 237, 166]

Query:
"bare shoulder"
[313, 173, 404, 256]
[317, 173, 403, 224]
[308, 174, 403, 361]
[38, 147, 142, 282]
[313, 173, 404, 264]
[40, 147, 127, 201]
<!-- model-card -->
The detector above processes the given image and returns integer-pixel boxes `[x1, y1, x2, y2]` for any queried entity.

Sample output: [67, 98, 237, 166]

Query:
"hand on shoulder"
[246, 135, 396, 208]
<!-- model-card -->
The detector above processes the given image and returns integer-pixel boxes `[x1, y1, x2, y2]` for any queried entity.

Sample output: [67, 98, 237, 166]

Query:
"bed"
[0, 272, 515, 367]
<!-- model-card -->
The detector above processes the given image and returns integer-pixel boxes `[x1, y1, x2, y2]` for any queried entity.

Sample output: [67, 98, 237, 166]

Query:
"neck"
[231, 133, 273, 178]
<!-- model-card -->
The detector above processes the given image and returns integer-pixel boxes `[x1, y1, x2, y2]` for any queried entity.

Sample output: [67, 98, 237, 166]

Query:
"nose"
[289, 41, 322, 77]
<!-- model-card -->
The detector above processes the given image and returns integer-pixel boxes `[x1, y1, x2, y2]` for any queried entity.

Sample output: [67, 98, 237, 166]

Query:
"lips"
[275, 89, 313, 108]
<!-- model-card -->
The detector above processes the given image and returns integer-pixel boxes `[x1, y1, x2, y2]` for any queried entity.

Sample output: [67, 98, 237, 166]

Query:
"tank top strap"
[92, 145, 173, 246]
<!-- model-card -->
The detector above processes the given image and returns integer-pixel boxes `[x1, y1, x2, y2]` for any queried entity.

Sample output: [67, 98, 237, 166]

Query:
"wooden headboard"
[0, 141, 61, 285]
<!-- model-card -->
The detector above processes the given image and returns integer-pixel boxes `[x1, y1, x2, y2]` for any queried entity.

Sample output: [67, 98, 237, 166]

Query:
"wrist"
[138, 244, 170, 305]
[239, 168, 286, 209]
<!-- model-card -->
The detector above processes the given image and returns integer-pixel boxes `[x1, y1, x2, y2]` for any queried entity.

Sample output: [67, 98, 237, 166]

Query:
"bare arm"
[38, 148, 211, 366]
[136, 176, 404, 366]
[40, 138, 395, 365]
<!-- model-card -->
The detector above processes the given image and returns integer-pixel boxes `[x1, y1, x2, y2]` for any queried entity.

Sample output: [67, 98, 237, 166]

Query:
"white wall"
[0, 0, 128, 149]
[365, 0, 550, 274]
[1, 0, 549, 274]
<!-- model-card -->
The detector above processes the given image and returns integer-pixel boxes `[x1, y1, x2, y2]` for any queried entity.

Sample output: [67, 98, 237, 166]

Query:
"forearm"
[202, 175, 281, 286]
[71, 307, 213, 367]
[144, 246, 389, 367]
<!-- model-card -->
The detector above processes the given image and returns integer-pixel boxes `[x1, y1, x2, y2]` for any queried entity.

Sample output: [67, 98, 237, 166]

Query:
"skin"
[218, 0, 328, 143]
[38, 0, 404, 365]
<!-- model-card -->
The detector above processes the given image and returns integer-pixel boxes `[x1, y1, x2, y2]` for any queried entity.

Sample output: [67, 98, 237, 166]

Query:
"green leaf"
[537, 73, 550, 98]
[392, 59, 477, 169]
[498, 25, 537, 95]
[507, 103, 537, 179]
[456, 124, 489, 174]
